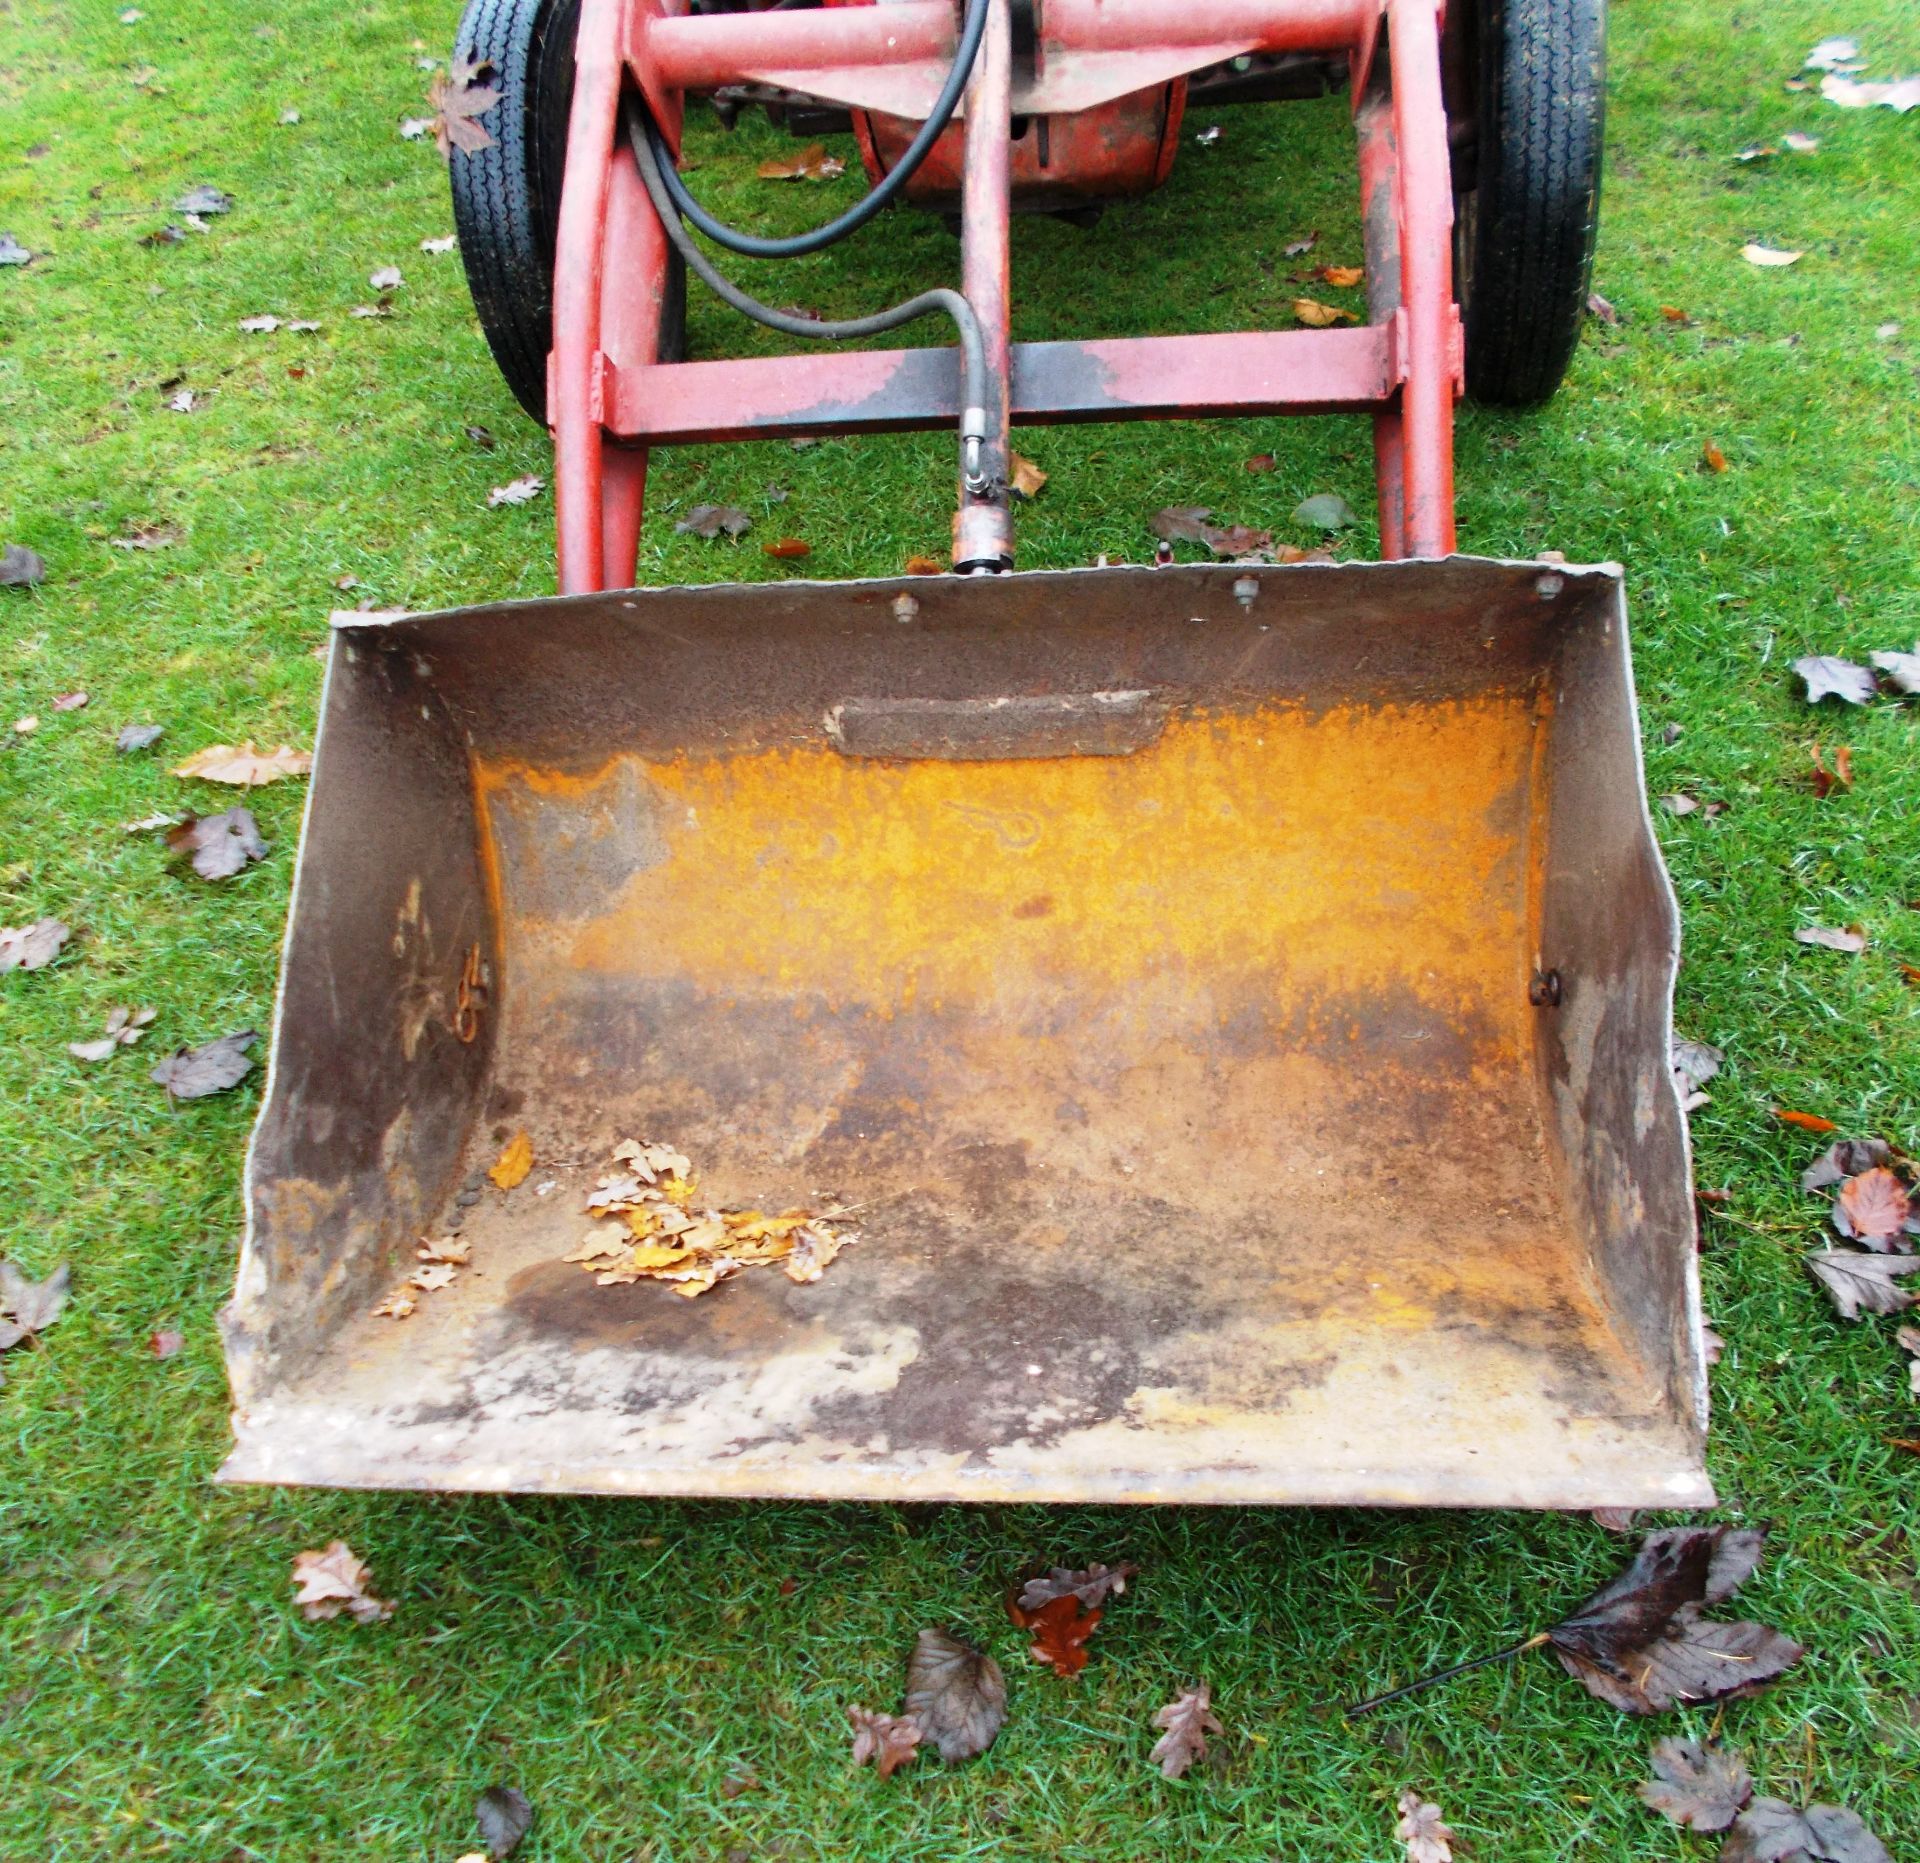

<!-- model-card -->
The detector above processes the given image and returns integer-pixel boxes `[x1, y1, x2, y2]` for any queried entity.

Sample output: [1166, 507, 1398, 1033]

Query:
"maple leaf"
[430, 55, 501, 159]
[166, 806, 268, 880]
[847, 1705, 922, 1779]
[1638, 1736, 1754, 1832]
[474, 1785, 533, 1859]
[0, 1259, 72, 1338]
[408, 1262, 458, 1292]
[903, 1628, 1006, 1761]
[1805, 1249, 1920, 1320]
[1869, 645, 1920, 694]
[1017, 1562, 1139, 1612]
[290, 1541, 393, 1623]
[784, 1221, 849, 1283]
[0, 917, 69, 972]
[416, 1237, 472, 1265]
[372, 1289, 416, 1319]
[675, 503, 752, 539]
[1719, 1798, 1892, 1863]
[1546, 1527, 1804, 1714]
[1014, 1593, 1102, 1678]
[1148, 1682, 1222, 1780]
[172, 741, 312, 785]
[149, 1029, 257, 1100]
[68, 1004, 156, 1062]
[488, 1133, 533, 1190]
[1832, 1167, 1913, 1250]
[1009, 452, 1047, 499]
[1396, 1790, 1454, 1863]
[1794, 656, 1876, 705]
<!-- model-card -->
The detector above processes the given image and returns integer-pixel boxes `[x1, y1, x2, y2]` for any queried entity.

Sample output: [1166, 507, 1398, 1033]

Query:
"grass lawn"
[4, 0, 1920, 1856]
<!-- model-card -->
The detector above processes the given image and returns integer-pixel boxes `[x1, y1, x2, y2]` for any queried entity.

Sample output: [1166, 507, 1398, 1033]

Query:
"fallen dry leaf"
[1671, 1036, 1724, 1109]
[1546, 1526, 1804, 1714]
[290, 1540, 392, 1623]
[847, 1705, 922, 1779]
[417, 1237, 472, 1265]
[1832, 1167, 1913, 1250]
[110, 522, 180, 551]
[1809, 743, 1854, 798]
[903, 1628, 1006, 1762]
[1819, 71, 1920, 113]
[1898, 1326, 1920, 1399]
[420, 233, 456, 254]
[1017, 1562, 1139, 1612]
[904, 554, 945, 575]
[1741, 242, 1803, 267]
[1009, 452, 1048, 499]
[150, 1328, 184, 1359]
[1314, 263, 1365, 287]
[1148, 1683, 1222, 1780]
[1796, 655, 1876, 705]
[2, 543, 47, 586]
[1587, 291, 1620, 324]
[474, 1785, 533, 1858]
[1149, 506, 1272, 559]
[1396, 1790, 1454, 1863]
[1867, 645, 1920, 693]
[1806, 1249, 1920, 1320]
[1776, 1108, 1839, 1134]
[762, 537, 811, 559]
[0, 1259, 72, 1337]
[371, 1288, 417, 1320]
[12, 717, 37, 735]
[1803, 1138, 1893, 1191]
[68, 1003, 156, 1062]
[675, 503, 751, 538]
[1294, 491, 1358, 530]
[1701, 439, 1729, 472]
[408, 1262, 458, 1292]
[1245, 452, 1277, 472]
[1284, 231, 1318, 256]
[167, 806, 267, 881]
[1639, 1736, 1754, 1832]
[1719, 1798, 1892, 1863]
[0, 917, 70, 973]
[149, 1029, 257, 1100]
[172, 741, 312, 785]
[1804, 37, 1860, 71]
[238, 313, 283, 332]
[488, 1133, 533, 1190]
[52, 690, 88, 712]
[1015, 1593, 1102, 1678]
[369, 264, 402, 291]
[0, 233, 34, 268]
[430, 53, 501, 158]
[1292, 296, 1357, 327]
[486, 475, 544, 508]
[1796, 925, 1867, 954]
[757, 142, 845, 181]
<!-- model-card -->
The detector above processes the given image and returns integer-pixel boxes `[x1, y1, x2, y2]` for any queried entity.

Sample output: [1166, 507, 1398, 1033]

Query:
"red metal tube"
[1385, 0, 1456, 556]
[551, 0, 628, 595]
[1044, 0, 1369, 55]
[1354, 87, 1407, 557]
[952, 0, 1014, 571]
[648, 2, 954, 90]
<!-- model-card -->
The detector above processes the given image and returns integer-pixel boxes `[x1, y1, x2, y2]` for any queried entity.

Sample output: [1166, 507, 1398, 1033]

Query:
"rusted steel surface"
[225, 560, 1709, 1509]
[605, 325, 1395, 444]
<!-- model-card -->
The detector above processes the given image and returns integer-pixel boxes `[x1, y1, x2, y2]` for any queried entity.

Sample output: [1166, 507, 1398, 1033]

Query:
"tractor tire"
[450, 0, 685, 425]
[1455, 0, 1605, 407]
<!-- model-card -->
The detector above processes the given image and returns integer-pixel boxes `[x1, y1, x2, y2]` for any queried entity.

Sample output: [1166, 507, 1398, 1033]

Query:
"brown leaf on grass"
[1014, 1593, 1103, 1678]
[1795, 655, 1875, 705]
[757, 142, 846, 181]
[1775, 1108, 1838, 1134]
[172, 741, 312, 785]
[0, 917, 69, 972]
[1009, 452, 1047, 499]
[1701, 440, 1729, 472]
[675, 503, 751, 538]
[416, 1236, 472, 1265]
[68, 1003, 156, 1061]
[1245, 452, 1277, 472]
[1809, 743, 1854, 798]
[1309, 263, 1364, 287]
[1017, 1562, 1139, 1612]
[904, 554, 945, 575]
[1291, 297, 1358, 327]
[1283, 231, 1318, 256]
[371, 1288, 416, 1319]
[1802, 1138, 1893, 1191]
[52, 690, 88, 712]
[290, 1540, 393, 1623]
[1806, 1249, 1920, 1320]
[1897, 1326, 1920, 1399]
[110, 521, 180, 551]
[1795, 925, 1866, 953]
[1396, 1790, 1454, 1863]
[150, 1328, 184, 1359]
[1832, 1167, 1913, 1250]
[166, 806, 267, 881]
[408, 1262, 458, 1292]
[762, 537, 811, 559]
[1148, 507, 1272, 559]
[486, 475, 544, 508]
[847, 1705, 923, 1779]
[1148, 1683, 1222, 1780]
[1587, 291, 1620, 324]
[0, 1260, 72, 1336]
[1671, 1036, 1724, 1108]
[1, 543, 47, 586]
[1546, 1527, 1804, 1714]
[903, 1628, 1006, 1762]
[488, 1133, 533, 1190]
[1741, 243, 1802, 267]
[430, 54, 501, 158]
[369, 264, 402, 291]
[1639, 1737, 1754, 1831]
[1868, 646, 1920, 694]
[1719, 1798, 1892, 1863]
[149, 1029, 257, 1099]
[117, 723, 163, 752]
[474, 1785, 533, 1858]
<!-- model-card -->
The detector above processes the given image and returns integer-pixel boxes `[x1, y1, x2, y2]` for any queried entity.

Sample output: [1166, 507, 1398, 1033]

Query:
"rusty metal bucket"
[221, 557, 1713, 1509]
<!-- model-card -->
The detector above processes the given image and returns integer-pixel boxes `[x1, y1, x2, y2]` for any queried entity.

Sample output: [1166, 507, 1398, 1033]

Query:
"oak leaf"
[172, 741, 311, 785]
[1396, 1790, 1454, 1863]
[847, 1705, 922, 1779]
[290, 1541, 392, 1623]
[488, 1133, 533, 1190]
[0, 917, 70, 972]
[167, 806, 267, 880]
[1015, 1593, 1102, 1678]
[1148, 1682, 1221, 1779]
[149, 1029, 256, 1099]
[1017, 1562, 1139, 1612]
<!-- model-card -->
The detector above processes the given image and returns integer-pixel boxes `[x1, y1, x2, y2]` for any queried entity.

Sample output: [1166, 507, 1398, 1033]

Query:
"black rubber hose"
[647, 0, 990, 257]
[624, 97, 991, 490]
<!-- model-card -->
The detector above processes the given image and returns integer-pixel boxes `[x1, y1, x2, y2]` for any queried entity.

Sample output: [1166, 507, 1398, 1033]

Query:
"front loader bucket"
[223, 558, 1712, 1509]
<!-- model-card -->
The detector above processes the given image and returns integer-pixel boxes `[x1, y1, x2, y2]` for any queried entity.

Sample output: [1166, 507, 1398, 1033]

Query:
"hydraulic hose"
[624, 96, 992, 494]
[646, 0, 990, 258]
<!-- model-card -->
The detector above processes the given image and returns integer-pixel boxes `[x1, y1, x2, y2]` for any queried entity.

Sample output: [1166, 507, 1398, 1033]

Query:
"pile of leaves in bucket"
[560, 1137, 855, 1299]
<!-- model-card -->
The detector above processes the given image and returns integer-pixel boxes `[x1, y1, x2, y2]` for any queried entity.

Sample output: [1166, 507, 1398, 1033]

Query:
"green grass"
[4, 1, 1920, 1857]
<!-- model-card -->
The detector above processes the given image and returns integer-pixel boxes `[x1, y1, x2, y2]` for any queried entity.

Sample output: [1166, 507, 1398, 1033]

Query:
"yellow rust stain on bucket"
[473, 700, 1537, 1036]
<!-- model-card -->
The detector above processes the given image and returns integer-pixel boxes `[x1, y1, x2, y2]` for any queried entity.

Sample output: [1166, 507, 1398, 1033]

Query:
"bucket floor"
[225, 1104, 1708, 1508]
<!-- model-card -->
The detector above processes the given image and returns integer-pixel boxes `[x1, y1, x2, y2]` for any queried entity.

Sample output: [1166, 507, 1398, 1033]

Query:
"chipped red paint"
[550, 0, 1462, 588]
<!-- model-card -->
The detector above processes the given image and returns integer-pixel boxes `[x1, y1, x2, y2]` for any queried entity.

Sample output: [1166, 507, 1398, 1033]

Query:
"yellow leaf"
[1009, 452, 1048, 499]
[172, 740, 313, 785]
[659, 1174, 694, 1206]
[627, 1244, 695, 1272]
[488, 1132, 533, 1190]
[1317, 264, 1364, 287]
[623, 1207, 660, 1239]
[1291, 298, 1357, 328]
[564, 1233, 628, 1264]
